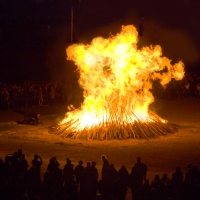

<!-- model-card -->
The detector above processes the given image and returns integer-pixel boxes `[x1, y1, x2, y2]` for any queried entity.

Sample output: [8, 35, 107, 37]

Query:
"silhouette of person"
[138, 179, 151, 200]
[84, 161, 92, 174]
[108, 163, 117, 182]
[63, 158, 74, 180]
[91, 161, 98, 199]
[0, 158, 5, 177]
[75, 160, 85, 186]
[26, 166, 41, 186]
[20, 153, 29, 175]
[191, 164, 200, 180]
[10, 151, 21, 175]
[130, 157, 147, 199]
[64, 174, 78, 199]
[18, 149, 23, 160]
[171, 166, 183, 189]
[47, 156, 60, 174]
[160, 173, 169, 184]
[101, 155, 109, 179]
[80, 161, 96, 200]
[151, 174, 160, 189]
[185, 163, 192, 181]
[31, 154, 43, 174]
[134, 157, 147, 185]
[115, 165, 129, 200]
[91, 161, 98, 180]
[98, 174, 113, 200]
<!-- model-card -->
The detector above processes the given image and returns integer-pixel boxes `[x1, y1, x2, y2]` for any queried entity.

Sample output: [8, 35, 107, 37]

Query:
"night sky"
[0, 0, 200, 83]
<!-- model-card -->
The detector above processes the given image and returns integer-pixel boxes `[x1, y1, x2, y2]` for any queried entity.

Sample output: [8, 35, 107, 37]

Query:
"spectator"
[101, 155, 109, 179]
[31, 154, 43, 175]
[63, 158, 74, 181]
[140, 179, 151, 199]
[108, 163, 117, 182]
[131, 157, 147, 188]
[18, 149, 23, 160]
[98, 174, 113, 200]
[185, 163, 192, 181]
[115, 165, 129, 200]
[171, 166, 183, 189]
[191, 164, 200, 180]
[47, 156, 60, 174]
[0, 158, 5, 177]
[91, 161, 98, 180]
[38, 86, 43, 106]
[160, 172, 169, 184]
[10, 151, 21, 175]
[74, 160, 85, 186]
[2, 149, 200, 200]
[19, 153, 29, 176]
[151, 174, 160, 189]
[50, 85, 56, 106]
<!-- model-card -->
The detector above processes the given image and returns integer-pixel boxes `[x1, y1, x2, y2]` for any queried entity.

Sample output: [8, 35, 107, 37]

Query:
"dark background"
[0, 0, 200, 83]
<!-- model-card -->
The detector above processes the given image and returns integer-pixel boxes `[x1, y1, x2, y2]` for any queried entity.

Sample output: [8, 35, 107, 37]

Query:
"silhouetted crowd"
[0, 71, 200, 111]
[173, 72, 200, 99]
[152, 71, 200, 99]
[0, 81, 73, 111]
[0, 149, 200, 200]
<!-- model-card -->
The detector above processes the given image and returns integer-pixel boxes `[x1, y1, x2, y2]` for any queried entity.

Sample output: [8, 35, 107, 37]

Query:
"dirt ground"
[0, 98, 200, 199]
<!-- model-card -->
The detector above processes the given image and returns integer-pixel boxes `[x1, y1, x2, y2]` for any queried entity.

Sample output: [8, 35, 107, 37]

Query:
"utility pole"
[70, 0, 82, 44]
[70, 0, 74, 44]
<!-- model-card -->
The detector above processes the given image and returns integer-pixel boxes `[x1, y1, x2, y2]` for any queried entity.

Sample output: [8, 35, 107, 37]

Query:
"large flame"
[58, 25, 184, 139]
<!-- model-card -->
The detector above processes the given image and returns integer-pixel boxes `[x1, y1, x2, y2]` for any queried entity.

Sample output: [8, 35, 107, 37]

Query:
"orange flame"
[61, 25, 184, 132]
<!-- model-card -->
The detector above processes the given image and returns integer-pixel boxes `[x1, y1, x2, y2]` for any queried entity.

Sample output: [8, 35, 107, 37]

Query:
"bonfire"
[52, 25, 184, 140]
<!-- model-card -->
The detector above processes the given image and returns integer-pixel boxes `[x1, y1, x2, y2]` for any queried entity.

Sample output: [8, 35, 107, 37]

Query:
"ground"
[0, 98, 200, 199]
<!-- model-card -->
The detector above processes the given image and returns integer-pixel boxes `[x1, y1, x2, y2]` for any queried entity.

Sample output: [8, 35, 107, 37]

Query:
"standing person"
[91, 161, 98, 180]
[91, 161, 98, 199]
[19, 153, 29, 176]
[74, 160, 85, 186]
[43, 85, 49, 106]
[135, 157, 147, 184]
[84, 161, 92, 174]
[171, 166, 183, 189]
[115, 165, 129, 200]
[50, 85, 56, 106]
[47, 156, 60, 174]
[63, 158, 74, 181]
[130, 157, 147, 193]
[38, 86, 43, 106]
[18, 149, 23, 160]
[31, 154, 43, 175]
[10, 151, 21, 175]
[101, 155, 109, 179]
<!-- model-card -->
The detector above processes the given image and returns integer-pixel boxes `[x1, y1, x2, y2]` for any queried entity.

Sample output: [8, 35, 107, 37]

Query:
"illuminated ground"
[0, 98, 200, 199]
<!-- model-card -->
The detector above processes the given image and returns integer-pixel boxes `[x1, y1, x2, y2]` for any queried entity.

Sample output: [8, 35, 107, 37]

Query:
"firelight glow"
[58, 25, 184, 140]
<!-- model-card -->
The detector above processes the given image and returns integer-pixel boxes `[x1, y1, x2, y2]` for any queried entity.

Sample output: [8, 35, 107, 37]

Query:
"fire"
[56, 25, 184, 140]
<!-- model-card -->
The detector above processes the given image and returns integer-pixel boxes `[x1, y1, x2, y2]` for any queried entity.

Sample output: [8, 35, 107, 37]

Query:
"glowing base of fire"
[50, 111, 178, 140]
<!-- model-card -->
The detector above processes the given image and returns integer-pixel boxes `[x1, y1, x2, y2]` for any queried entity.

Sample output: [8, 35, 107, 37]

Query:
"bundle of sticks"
[50, 110, 178, 140]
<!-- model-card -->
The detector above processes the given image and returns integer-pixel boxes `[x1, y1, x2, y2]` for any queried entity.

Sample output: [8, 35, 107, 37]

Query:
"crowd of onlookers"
[0, 81, 75, 111]
[171, 71, 200, 99]
[0, 71, 200, 111]
[0, 149, 200, 200]
[151, 71, 200, 100]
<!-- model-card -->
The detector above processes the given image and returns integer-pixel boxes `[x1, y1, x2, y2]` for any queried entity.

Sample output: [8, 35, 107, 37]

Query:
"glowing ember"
[54, 25, 184, 140]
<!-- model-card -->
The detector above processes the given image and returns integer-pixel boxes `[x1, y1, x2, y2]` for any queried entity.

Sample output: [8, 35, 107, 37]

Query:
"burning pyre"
[52, 25, 184, 140]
